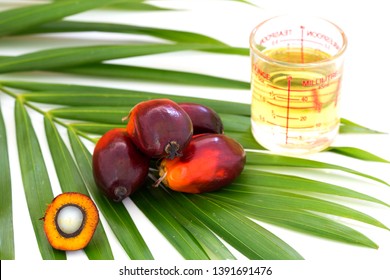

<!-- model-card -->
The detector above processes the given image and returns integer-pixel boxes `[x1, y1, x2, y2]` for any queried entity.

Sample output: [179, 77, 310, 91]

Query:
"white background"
[1, 0, 390, 279]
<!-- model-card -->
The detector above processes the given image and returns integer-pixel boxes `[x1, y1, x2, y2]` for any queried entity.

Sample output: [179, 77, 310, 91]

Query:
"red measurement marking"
[277, 96, 301, 101]
[312, 89, 322, 112]
[267, 100, 314, 110]
[281, 38, 323, 46]
[286, 76, 292, 144]
[276, 114, 299, 120]
[266, 121, 314, 129]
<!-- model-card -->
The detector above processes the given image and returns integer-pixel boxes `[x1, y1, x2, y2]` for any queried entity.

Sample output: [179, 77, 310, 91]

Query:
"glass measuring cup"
[249, 15, 347, 155]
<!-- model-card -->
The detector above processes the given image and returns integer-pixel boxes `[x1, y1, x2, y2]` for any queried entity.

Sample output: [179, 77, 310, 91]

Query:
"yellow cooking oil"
[250, 46, 342, 154]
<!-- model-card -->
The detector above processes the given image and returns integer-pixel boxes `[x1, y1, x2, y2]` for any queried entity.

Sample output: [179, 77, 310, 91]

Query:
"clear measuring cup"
[249, 15, 347, 155]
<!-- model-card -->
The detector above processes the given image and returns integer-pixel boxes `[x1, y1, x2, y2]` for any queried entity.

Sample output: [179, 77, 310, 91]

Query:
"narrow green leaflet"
[0, 104, 14, 260]
[246, 151, 389, 187]
[67, 128, 154, 259]
[220, 200, 379, 249]
[220, 114, 251, 132]
[0, 43, 221, 74]
[208, 189, 389, 230]
[173, 192, 303, 260]
[59, 64, 249, 89]
[340, 118, 386, 134]
[14, 99, 65, 260]
[36, 0, 173, 12]
[6, 82, 250, 115]
[70, 123, 123, 135]
[326, 146, 389, 163]
[48, 106, 252, 126]
[104, 2, 169, 11]
[44, 116, 113, 260]
[0, 57, 249, 88]
[39, 93, 249, 115]
[233, 0, 259, 6]
[227, 131, 263, 150]
[51, 107, 129, 125]
[0, 0, 120, 37]
[17, 20, 226, 46]
[142, 185, 236, 260]
[234, 169, 390, 207]
[132, 190, 210, 260]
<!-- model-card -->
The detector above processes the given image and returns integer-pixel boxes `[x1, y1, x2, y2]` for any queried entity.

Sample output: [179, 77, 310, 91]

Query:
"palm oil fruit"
[158, 134, 246, 193]
[179, 102, 224, 135]
[42, 192, 99, 251]
[93, 128, 150, 202]
[125, 99, 193, 159]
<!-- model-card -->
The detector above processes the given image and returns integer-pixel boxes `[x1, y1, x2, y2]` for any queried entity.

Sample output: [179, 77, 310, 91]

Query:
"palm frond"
[14, 99, 66, 260]
[14, 20, 227, 46]
[0, 0, 119, 37]
[0, 0, 389, 261]
[0, 104, 14, 260]
[68, 128, 154, 259]
[44, 116, 114, 259]
[0, 43, 229, 74]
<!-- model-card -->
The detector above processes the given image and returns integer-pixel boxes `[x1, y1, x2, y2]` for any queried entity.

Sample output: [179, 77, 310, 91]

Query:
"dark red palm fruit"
[126, 99, 193, 159]
[92, 128, 150, 202]
[157, 134, 246, 193]
[178, 102, 224, 135]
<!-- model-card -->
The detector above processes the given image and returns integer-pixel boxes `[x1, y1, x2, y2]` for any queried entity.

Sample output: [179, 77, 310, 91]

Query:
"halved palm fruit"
[42, 192, 99, 251]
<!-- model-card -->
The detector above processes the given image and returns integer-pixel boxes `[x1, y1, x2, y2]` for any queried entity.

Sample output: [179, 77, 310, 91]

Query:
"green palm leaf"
[35, 0, 171, 12]
[67, 128, 154, 259]
[208, 189, 389, 231]
[141, 184, 236, 260]
[132, 190, 210, 260]
[16, 20, 227, 45]
[326, 146, 389, 163]
[234, 169, 390, 207]
[0, 0, 389, 261]
[0, 104, 14, 259]
[103, 2, 170, 11]
[15, 86, 249, 114]
[0, 0, 120, 37]
[246, 151, 389, 186]
[14, 99, 66, 260]
[175, 192, 303, 260]
[59, 64, 249, 89]
[44, 116, 114, 260]
[0, 43, 223, 74]
[340, 118, 386, 134]
[225, 202, 379, 248]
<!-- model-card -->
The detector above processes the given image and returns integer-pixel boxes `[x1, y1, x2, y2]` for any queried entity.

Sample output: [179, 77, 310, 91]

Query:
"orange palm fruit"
[158, 134, 246, 193]
[42, 192, 99, 251]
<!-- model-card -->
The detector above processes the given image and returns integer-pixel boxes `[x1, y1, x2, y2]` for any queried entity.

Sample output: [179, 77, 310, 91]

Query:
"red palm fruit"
[126, 99, 193, 159]
[178, 102, 224, 135]
[157, 134, 246, 193]
[92, 128, 150, 202]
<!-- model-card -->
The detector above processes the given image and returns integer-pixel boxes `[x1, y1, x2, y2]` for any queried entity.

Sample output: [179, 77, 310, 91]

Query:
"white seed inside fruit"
[56, 205, 84, 235]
